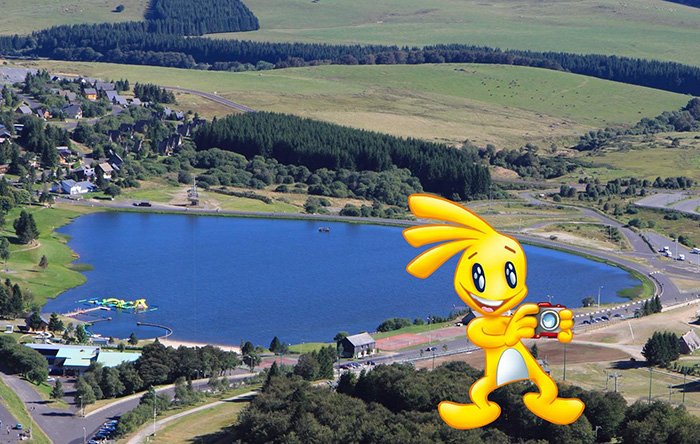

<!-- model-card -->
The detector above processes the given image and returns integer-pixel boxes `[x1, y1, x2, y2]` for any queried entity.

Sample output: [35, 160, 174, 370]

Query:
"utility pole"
[648, 367, 653, 402]
[598, 286, 603, 308]
[605, 370, 609, 391]
[683, 371, 687, 404]
[668, 384, 673, 403]
[609, 373, 621, 392]
[563, 343, 567, 381]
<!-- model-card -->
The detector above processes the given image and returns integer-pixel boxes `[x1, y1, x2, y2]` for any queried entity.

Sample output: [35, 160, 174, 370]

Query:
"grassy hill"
[0, 0, 148, 35]
[9, 60, 689, 148]
[216, 0, 700, 67]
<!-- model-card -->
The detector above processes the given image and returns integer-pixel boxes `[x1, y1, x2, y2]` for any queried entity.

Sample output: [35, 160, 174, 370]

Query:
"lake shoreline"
[43, 206, 650, 345]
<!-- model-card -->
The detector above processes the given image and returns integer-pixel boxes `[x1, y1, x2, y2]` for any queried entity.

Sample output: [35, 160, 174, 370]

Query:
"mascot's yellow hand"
[505, 303, 538, 346]
[557, 308, 574, 343]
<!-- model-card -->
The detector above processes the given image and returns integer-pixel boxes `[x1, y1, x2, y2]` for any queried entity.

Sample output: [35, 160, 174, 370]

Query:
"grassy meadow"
[0, 0, 148, 35]
[224, 0, 700, 67]
[8, 60, 689, 147]
[562, 133, 700, 183]
[0, 203, 96, 305]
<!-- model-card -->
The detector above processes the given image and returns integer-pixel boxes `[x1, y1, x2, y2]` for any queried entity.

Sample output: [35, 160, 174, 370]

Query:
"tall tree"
[50, 379, 64, 400]
[13, 210, 39, 244]
[48, 312, 64, 333]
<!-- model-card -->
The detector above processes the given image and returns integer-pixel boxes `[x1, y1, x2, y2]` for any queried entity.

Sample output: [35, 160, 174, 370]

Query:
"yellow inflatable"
[403, 194, 584, 429]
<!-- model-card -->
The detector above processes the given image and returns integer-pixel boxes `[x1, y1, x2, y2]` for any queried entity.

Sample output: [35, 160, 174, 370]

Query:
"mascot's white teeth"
[471, 294, 505, 310]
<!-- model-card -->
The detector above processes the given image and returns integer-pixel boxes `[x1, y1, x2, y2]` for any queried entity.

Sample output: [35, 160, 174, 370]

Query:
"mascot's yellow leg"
[438, 376, 500, 429]
[523, 368, 584, 425]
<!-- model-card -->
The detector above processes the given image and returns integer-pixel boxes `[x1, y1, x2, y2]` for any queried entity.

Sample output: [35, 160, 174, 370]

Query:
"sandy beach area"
[159, 338, 241, 353]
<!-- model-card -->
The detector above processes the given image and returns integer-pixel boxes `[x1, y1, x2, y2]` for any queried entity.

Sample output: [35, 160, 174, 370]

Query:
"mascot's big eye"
[472, 263, 485, 292]
[505, 261, 517, 289]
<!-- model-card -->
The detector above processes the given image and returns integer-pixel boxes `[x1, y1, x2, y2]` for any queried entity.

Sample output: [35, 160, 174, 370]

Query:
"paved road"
[0, 401, 21, 444]
[0, 369, 254, 444]
[54, 197, 411, 226]
[164, 86, 256, 113]
[635, 192, 700, 217]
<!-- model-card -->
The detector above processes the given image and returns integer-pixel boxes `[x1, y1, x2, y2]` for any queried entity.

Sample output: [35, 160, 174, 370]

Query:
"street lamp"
[78, 395, 83, 417]
[83, 427, 86, 444]
[598, 286, 603, 308]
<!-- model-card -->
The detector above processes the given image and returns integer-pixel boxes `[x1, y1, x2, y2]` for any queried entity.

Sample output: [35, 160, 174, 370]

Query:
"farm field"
[8, 60, 689, 147]
[223, 0, 700, 67]
[0, 0, 148, 35]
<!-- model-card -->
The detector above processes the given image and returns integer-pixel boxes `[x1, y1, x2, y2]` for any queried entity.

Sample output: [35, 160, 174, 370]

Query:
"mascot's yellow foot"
[438, 400, 501, 429]
[522, 393, 585, 425]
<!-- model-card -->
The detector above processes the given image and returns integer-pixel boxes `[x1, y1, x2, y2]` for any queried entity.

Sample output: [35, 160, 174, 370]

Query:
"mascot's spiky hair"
[403, 194, 501, 279]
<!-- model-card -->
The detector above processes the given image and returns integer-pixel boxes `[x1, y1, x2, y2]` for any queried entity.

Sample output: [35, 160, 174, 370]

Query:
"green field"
[9, 60, 689, 147]
[228, 0, 700, 67]
[0, 0, 148, 35]
[561, 133, 700, 183]
[0, 204, 95, 305]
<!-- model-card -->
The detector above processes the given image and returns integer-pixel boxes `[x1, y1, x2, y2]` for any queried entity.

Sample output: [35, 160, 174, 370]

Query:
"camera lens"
[541, 311, 559, 330]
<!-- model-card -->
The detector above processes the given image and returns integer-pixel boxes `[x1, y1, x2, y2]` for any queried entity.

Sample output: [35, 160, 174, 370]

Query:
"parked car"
[582, 320, 591, 325]
[12, 424, 22, 430]
[425, 346, 437, 352]
[133, 201, 152, 207]
[46, 377, 55, 382]
[613, 313, 623, 318]
[601, 315, 609, 321]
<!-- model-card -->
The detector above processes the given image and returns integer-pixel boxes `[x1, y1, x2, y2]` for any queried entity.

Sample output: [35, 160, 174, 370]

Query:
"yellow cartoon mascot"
[403, 194, 584, 429]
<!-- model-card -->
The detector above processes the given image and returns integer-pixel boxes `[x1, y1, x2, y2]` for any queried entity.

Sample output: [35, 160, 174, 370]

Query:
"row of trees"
[76, 339, 239, 402]
[193, 112, 491, 200]
[133, 82, 175, 104]
[3, 23, 700, 94]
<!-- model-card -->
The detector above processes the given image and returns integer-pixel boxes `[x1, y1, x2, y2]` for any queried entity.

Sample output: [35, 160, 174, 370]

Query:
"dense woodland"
[144, 0, 259, 35]
[193, 113, 490, 200]
[222, 362, 700, 444]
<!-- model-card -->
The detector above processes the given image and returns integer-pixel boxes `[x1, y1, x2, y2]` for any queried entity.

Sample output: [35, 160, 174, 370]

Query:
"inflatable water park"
[81, 298, 154, 311]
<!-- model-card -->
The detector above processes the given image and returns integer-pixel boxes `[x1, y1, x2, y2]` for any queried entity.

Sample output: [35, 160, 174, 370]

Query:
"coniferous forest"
[193, 113, 491, 200]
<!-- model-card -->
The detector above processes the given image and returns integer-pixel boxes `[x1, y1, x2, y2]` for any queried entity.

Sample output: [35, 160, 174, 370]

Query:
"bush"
[376, 317, 412, 332]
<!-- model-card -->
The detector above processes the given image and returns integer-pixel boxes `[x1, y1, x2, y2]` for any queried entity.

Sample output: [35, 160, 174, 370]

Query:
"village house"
[95, 82, 115, 92]
[63, 91, 77, 102]
[35, 107, 52, 119]
[112, 95, 128, 106]
[130, 98, 142, 106]
[53, 179, 97, 195]
[61, 103, 82, 119]
[157, 133, 182, 155]
[98, 162, 114, 179]
[74, 165, 95, 181]
[679, 330, 700, 354]
[15, 105, 32, 115]
[25, 313, 49, 332]
[339, 333, 376, 358]
[105, 91, 119, 101]
[83, 88, 98, 100]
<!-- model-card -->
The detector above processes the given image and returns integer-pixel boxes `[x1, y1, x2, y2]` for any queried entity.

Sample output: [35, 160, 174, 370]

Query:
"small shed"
[339, 333, 376, 358]
[679, 330, 700, 354]
[24, 313, 49, 332]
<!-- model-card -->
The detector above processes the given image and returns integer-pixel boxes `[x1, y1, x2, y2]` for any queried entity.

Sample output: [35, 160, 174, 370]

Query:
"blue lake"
[43, 213, 639, 346]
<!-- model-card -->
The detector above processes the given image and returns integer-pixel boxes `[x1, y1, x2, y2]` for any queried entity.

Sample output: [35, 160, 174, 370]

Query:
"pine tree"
[51, 379, 64, 400]
[48, 312, 64, 333]
[530, 343, 539, 359]
[13, 210, 39, 244]
[128, 332, 138, 345]
[269, 336, 281, 354]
